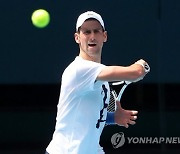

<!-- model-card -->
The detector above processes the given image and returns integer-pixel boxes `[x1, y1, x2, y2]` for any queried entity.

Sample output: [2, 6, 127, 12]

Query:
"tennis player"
[46, 11, 150, 154]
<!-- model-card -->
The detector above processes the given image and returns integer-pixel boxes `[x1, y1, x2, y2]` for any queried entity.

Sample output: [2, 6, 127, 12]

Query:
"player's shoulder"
[63, 56, 106, 76]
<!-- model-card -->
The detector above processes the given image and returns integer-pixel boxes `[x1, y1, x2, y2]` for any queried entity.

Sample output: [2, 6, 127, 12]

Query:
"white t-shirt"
[46, 56, 110, 154]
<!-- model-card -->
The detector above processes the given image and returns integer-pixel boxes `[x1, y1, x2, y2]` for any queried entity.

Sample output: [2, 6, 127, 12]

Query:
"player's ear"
[74, 33, 80, 44]
[103, 31, 107, 42]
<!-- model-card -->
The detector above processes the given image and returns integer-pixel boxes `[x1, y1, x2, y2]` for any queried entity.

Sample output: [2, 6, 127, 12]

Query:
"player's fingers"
[131, 116, 137, 120]
[128, 120, 136, 125]
[124, 124, 129, 128]
[131, 110, 138, 115]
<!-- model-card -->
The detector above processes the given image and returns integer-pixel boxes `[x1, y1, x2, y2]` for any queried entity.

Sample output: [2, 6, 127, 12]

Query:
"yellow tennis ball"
[31, 9, 50, 28]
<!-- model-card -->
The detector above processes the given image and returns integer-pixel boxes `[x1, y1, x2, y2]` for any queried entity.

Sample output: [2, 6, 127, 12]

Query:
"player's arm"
[97, 59, 149, 82]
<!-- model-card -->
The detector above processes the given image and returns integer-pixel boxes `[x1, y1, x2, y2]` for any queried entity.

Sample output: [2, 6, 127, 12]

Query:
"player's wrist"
[106, 112, 115, 124]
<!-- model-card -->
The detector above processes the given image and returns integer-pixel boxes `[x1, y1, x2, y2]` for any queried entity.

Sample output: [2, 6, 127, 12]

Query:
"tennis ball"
[31, 9, 50, 28]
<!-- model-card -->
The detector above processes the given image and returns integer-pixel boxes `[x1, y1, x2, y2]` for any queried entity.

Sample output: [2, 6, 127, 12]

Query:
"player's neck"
[79, 51, 101, 63]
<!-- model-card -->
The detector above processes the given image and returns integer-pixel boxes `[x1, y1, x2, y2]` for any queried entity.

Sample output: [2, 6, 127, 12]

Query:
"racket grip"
[135, 61, 150, 73]
[144, 63, 150, 72]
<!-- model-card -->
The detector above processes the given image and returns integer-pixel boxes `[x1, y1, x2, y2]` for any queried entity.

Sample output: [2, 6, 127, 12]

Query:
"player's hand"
[135, 59, 150, 73]
[132, 59, 150, 83]
[114, 101, 138, 128]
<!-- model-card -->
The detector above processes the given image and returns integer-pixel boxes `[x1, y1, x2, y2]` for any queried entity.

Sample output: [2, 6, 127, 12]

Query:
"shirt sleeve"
[76, 59, 106, 93]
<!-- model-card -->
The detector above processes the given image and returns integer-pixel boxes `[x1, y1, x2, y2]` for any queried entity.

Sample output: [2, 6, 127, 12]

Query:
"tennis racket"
[107, 81, 131, 112]
[107, 63, 150, 112]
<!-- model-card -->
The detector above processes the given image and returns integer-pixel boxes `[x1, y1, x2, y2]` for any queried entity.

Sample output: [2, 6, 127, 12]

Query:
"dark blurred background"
[0, 0, 180, 153]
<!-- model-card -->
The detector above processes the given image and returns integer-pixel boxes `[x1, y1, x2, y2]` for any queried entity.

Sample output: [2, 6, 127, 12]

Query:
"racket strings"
[107, 89, 117, 112]
[107, 82, 126, 112]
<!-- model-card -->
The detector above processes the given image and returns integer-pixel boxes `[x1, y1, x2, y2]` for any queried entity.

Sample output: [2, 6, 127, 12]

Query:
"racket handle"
[144, 63, 150, 72]
[135, 61, 150, 73]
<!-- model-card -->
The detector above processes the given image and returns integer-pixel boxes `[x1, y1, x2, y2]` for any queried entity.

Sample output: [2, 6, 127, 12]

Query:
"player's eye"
[94, 29, 101, 33]
[83, 30, 91, 35]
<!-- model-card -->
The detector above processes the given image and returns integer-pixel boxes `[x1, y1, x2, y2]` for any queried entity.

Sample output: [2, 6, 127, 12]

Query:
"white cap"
[76, 11, 105, 31]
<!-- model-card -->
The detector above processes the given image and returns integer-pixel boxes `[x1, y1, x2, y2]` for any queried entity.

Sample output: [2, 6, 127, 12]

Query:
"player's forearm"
[97, 64, 145, 82]
[113, 64, 145, 81]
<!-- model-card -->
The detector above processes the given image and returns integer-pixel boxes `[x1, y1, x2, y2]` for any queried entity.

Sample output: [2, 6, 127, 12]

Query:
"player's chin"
[88, 47, 101, 54]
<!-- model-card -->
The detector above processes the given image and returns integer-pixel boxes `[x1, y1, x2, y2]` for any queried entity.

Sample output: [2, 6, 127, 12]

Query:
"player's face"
[75, 20, 107, 62]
